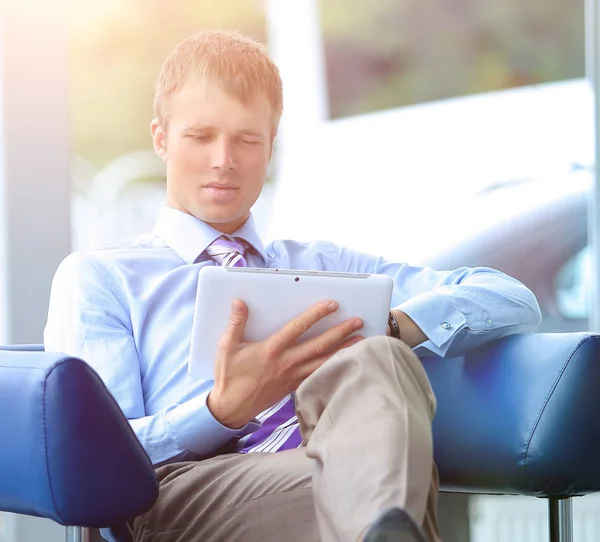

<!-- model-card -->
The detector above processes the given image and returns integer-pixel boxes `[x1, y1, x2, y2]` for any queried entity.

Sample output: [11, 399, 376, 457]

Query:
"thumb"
[221, 298, 248, 348]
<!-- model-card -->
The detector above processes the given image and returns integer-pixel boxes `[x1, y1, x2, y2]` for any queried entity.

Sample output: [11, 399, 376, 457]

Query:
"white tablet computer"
[188, 267, 394, 380]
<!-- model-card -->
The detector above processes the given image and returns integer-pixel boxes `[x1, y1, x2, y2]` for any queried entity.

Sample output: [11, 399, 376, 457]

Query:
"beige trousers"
[132, 336, 441, 542]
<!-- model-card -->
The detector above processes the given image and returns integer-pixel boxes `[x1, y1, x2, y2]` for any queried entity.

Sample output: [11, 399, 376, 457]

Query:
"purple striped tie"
[205, 236, 248, 267]
[205, 236, 301, 453]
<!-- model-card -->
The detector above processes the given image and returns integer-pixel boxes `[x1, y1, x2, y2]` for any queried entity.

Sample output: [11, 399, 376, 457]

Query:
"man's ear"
[268, 132, 277, 161]
[151, 119, 168, 162]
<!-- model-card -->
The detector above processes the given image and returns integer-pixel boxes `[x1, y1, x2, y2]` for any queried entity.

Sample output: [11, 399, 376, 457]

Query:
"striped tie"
[205, 236, 248, 267]
[205, 236, 301, 453]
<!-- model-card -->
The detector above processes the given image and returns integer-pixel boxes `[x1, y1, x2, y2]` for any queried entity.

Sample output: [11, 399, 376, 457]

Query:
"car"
[421, 164, 590, 333]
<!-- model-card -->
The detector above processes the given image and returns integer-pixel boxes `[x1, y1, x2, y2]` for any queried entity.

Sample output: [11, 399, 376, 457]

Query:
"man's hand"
[207, 299, 364, 429]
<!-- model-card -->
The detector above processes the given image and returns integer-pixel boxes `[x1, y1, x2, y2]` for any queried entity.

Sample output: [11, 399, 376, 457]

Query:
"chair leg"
[65, 526, 92, 542]
[548, 497, 573, 542]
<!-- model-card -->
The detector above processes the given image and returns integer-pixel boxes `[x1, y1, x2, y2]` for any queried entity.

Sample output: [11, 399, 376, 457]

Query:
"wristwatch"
[388, 311, 401, 340]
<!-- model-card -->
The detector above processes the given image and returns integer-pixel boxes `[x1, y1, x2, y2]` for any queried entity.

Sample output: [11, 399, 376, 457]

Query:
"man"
[44, 30, 542, 542]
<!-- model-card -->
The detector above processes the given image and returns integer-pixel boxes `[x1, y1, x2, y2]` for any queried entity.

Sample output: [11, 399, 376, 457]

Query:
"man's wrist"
[207, 391, 248, 430]
[390, 309, 427, 348]
[388, 311, 401, 340]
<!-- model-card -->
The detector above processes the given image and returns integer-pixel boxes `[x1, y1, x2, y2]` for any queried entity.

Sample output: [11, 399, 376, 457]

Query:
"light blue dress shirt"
[44, 206, 541, 466]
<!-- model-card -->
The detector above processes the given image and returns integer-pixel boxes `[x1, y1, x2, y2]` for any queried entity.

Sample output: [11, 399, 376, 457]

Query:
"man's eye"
[189, 134, 211, 142]
[242, 139, 260, 145]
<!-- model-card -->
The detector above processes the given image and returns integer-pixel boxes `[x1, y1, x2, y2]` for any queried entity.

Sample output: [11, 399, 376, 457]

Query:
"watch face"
[388, 312, 400, 339]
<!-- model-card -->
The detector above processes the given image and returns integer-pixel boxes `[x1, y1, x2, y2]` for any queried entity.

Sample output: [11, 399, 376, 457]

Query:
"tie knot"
[206, 235, 248, 267]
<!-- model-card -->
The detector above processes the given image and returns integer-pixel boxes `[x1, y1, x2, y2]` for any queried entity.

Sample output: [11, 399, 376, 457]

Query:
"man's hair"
[153, 30, 283, 131]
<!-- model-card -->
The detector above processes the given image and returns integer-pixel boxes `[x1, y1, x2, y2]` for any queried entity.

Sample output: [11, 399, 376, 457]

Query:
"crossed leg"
[132, 336, 441, 542]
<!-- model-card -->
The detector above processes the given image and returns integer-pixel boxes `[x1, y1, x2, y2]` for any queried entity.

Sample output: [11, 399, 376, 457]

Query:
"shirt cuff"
[395, 290, 466, 357]
[166, 393, 261, 456]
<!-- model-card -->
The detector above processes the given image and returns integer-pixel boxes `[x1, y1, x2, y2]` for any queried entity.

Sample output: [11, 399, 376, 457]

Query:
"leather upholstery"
[423, 332, 600, 496]
[1, 331, 599, 534]
[0, 349, 158, 527]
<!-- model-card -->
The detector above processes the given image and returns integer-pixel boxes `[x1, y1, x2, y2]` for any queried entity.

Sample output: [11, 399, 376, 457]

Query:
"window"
[320, 0, 585, 119]
[556, 245, 591, 321]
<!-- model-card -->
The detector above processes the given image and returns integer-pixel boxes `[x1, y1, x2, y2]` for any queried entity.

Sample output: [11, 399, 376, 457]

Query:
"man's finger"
[290, 317, 363, 362]
[293, 335, 364, 383]
[269, 300, 339, 351]
[329, 335, 364, 355]
[219, 298, 248, 348]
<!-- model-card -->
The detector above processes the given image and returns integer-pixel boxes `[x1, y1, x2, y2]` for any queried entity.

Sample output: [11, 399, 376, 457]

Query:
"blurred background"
[0, 0, 596, 540]
[68, 0, 593, 334]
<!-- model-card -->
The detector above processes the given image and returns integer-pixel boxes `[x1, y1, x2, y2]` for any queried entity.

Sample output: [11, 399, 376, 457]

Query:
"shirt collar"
[153, 206, 267, 265]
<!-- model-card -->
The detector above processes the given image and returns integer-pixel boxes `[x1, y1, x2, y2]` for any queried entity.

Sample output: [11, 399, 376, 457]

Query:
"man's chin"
[198, 211, 250, 234]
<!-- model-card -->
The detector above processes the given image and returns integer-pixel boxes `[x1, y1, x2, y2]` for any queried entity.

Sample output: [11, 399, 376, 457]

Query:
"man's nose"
[211, 138, 235, 171]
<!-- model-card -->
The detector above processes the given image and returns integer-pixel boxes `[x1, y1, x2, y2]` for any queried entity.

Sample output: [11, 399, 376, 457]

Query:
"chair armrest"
[0, 350, 158, 527]
[423, 332, 600, 497]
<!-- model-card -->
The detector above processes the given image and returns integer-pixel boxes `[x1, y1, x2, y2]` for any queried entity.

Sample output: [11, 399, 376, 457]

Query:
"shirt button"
[486, 318, 493, 325]
[440, 322, 452, 330]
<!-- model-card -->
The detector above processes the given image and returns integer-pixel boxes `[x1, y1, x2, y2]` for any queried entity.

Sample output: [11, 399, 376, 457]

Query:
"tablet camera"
[295, 277, 300, 282]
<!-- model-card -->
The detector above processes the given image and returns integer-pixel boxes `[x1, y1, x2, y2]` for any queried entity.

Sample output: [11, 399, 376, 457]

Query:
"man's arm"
[316, 243, 542, 357]
[43, 253, 258, 465]
[388, 264, 541, 357]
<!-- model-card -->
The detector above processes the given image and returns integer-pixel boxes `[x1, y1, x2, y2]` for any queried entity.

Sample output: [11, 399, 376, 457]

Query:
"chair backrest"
[0, 346, 158, 527]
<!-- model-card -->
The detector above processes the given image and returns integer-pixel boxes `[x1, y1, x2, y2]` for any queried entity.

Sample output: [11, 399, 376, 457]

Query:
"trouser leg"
[296, 336, 441, 542]
[132, 336, 440, 542]
[132, 448, 318, 542]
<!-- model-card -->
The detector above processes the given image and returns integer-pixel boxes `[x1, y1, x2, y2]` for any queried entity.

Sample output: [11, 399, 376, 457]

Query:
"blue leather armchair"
[1, 332, 599, 542]
[0, 345, 158, 542]
[423, 331, 600, 542]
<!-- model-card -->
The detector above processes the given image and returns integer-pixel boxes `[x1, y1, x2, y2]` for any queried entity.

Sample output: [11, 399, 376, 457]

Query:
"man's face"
[152, 80, 274, 234]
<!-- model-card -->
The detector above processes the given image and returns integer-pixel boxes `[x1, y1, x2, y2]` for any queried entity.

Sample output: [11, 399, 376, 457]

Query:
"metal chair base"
[65, 526, 91, 542]
[549, 497, 573, 542]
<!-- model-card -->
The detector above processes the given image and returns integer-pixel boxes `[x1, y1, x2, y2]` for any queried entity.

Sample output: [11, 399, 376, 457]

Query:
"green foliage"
[319, 0, 585, 118]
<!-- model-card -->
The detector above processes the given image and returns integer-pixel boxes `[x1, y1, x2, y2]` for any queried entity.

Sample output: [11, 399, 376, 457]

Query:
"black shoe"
[362, 507, 429, 542]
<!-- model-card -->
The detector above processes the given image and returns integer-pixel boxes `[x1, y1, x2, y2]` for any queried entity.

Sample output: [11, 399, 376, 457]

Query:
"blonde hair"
[154, 30, 283, 131]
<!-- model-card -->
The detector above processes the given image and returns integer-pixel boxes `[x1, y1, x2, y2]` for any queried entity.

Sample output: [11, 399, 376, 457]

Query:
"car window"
[555, 245, 591, 319]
